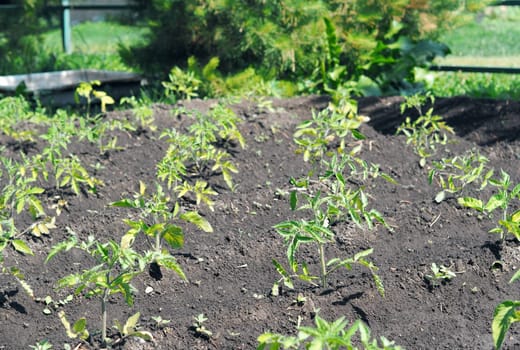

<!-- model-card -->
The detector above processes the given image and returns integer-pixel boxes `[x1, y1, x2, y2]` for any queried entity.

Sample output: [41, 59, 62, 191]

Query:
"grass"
[39, 21, 149, 72]
[430, 6, 520, 99]
[43, 21, 149, 54]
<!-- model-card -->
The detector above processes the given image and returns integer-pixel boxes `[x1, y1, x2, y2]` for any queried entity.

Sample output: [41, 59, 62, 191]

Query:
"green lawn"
[43, 21, 149, 54]
[430, 7, 520, 99]
[436, 7, 520, 65]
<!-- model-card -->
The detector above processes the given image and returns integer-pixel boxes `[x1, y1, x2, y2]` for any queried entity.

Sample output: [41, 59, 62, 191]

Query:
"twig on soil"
[429, 213, 441, 227]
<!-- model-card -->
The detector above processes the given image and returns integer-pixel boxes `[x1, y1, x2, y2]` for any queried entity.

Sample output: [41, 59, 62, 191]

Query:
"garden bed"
[0, 95, 518, 349]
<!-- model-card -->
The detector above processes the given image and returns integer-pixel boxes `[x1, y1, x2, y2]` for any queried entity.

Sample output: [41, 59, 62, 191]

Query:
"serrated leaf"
[157, 255, 186, 280]
[46, 234, 77, 262]
[180, 211, 213, 232]
[124, 312, 140, 335]
[492, 301, 520, 350]
[73, 317, 88, 335]
[162, 225, 184, 249]
[485, 194, 505, 213]
[457, 197, 483, 211]
[12, 239, 33, 255]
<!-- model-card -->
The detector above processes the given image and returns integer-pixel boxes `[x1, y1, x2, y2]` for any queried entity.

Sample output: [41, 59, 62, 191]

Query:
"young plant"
[29, 340, 54, 350]
[257, 314, 403, 350]
[46, 233, 148, 346]
[162, 65, 201, 101]
[54, 155, 104, 195]
[272, 154, 388, 293]
[159, 104, 244, 190]
[396, 93, 454, 167]
[75, 80, 115, 117]
[111, 181, 213, 279]
[151, 315, 171, 329]
[120, 96, 156, 132]
[428, 149, 493, 203]
[40, 114, 103, 195]
[293, 101, 367, 163]
[192, 313, 213, 338]
[58, 311, 89, 342]
[492, 270, 520, 350]
[425, 263, 456, 287]
[78, 114, 126, 155]
[458, 170, 520, 241]
[112, 312, 153, 345]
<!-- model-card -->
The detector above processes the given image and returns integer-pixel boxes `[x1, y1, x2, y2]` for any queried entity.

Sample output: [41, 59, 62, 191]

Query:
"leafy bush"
[0, 0, 51, 74]
[124, 0, 475, 95]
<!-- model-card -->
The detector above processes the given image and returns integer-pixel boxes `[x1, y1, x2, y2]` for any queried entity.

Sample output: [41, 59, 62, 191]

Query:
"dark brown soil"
[0, 95, 519, 349]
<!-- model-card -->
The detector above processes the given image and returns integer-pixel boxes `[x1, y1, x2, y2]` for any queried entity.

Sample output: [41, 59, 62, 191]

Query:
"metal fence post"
[61, 0, 72, 53]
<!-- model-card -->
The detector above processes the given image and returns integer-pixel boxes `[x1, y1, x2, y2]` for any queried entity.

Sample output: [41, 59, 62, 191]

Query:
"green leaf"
[180, 211, 213, 233]
[72, 318, 89, 340]
[290, 191, 298, 211]
[457, 197, 483, 211]
[162, 225, 184, 249]
[353, 248, 373, 261]
[272, 259, 294, 290]
[110, 199, 137, 208]
[46, 234, 77, 262]
[351, 129, 366, 140]
[492, 300, 520, 350]
[12, 239, 33, 255]
[123, 312, 140, 335]
[510, 269, 520, 284]
[485, 194, 506, 213]
[157, 255, 186, 280]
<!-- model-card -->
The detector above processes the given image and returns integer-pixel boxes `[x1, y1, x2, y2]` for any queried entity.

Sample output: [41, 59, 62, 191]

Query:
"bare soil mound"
[0, 95, 518, 349]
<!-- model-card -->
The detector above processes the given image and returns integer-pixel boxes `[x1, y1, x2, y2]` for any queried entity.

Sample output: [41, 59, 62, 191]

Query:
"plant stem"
[319, 243, 327, 288]
[101, 290, 108, 344]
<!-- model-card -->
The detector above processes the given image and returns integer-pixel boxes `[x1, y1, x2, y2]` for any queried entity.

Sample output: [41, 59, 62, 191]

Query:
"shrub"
[122, 0, 482, 94]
